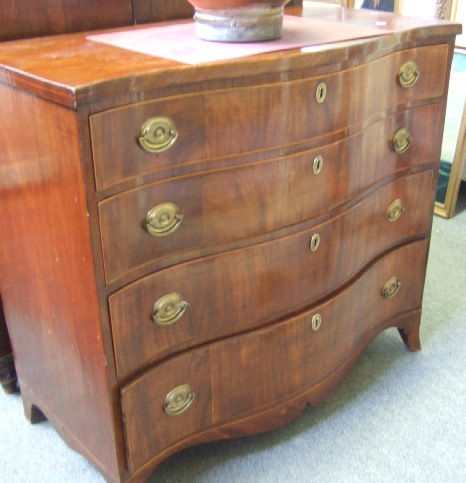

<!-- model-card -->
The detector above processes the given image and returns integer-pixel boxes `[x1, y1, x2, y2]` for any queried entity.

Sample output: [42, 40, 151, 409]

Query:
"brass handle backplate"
[387, 199, 405, 222]
[382, 276, 401, 299]
[139, 116, 178, 153]
[316, 82, 327, 104]
[164, 384, 195, 416]
[144, 202, 183, 237]
[392, 127, 412, 154]
[153, 293, 189, 326]
[399, 61, 420, 88]
[313, 155, 324, 175]
[311, 313, 322, 331]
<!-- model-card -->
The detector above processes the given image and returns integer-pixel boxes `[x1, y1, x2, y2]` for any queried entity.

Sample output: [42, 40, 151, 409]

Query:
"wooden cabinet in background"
[0, 6, 459, 482]
[0, 0, 303, 41]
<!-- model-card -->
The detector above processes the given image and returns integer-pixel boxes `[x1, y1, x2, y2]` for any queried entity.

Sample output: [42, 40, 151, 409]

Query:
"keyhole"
[313, 155, 323, 175]
[309, 233, 320, 252]
[316, 82, 327, 104]
[311, 313, 322, 331]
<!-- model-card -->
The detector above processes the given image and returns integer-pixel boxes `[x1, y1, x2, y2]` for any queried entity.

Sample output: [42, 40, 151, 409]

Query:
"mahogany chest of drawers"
[0, 6, 459, 482]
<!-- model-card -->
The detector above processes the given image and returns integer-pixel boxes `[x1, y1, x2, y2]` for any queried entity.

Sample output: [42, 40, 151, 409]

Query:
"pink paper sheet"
[87, 15, 392, 65]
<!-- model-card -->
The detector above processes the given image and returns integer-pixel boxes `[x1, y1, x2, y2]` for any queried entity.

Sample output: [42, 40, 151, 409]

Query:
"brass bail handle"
[153, 293, 189, 326]
[144, 202, 183, 237]
[392, 127, 412, 155]
[399, 61, 420, 88]
[164, 384, 195, 416]
[387, 199, 405, 223]
[382, 276, 401, 299]
[139, 116, 178, 153]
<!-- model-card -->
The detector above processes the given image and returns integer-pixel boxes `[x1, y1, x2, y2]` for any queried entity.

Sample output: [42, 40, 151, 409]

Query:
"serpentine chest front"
[0, 8, 459, 482]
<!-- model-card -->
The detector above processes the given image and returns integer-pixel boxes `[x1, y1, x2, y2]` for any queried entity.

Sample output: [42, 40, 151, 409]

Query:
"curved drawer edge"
[111, 170, 433, 378]
[125, 309, 421, 482]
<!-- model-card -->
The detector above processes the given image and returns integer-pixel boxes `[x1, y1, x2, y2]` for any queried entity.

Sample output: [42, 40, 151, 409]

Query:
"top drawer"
[90, 44, 448, 190]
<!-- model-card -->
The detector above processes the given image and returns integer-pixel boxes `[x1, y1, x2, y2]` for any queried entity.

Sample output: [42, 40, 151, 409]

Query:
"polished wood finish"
[0, 83, 121, 479]
[0, 0, 200, 42]
[0, 0, 204, 399]
[0, 6, 459, 482]
[123, 240, 427, 471]
[100, 104, 439, 285]
[90, 43, 447, 191]
[123, 347, 212, 472]
[0, 10, 457, 109]
[110, 170, 434, 378]
[133, 0, 194, 23]
[0, 0, 302, 41]
[0, 0, 302, 42]
[0, 0, 133, 41]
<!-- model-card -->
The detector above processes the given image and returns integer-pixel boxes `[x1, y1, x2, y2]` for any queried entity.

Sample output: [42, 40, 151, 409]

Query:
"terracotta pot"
[186, 0, 292, 42]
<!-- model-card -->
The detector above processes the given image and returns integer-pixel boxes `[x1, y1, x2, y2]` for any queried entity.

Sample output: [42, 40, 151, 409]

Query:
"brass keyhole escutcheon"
[309, 233, 321, 252]
[392, 127, 412, 155]
[387, 199, 405, 222]
[153, 293, 189, 326]
[382, 276, 401, 299]
[311, 313, 322, 332]
[164, 384, 195, 416]
[313, 155, 324, 175]
[144, 202, 183, 237]
[399, 61, 420, 88]
[316, 82, 327, 104]
[139, 116, 178, 153]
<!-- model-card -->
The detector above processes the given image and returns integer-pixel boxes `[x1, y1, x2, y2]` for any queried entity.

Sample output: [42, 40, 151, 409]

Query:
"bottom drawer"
[121, 239, 428, 472]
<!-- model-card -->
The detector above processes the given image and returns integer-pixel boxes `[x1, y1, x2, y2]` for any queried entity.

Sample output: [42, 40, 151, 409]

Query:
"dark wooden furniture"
[0, 298, 16, 394]
[0, 5, 459, 482]
[0, 0, 190, 41]
[0, 0, 303, 41]
[2, 0, 269, 395]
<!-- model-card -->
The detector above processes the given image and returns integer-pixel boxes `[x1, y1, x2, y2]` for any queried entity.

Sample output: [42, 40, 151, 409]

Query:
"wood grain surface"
[99, 104, 440, 285]
[122, 240, 427, 473]
[0, 5, 457, 481]
[0, 84, 122, 480]
[0, 0, 133, 41]
[109, 170, 434, 378]
[90, 43, 447, 191]
[0, 8, 459, 108]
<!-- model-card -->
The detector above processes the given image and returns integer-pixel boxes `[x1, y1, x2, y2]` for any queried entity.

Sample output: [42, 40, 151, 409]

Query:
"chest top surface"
[0, 6, 460, 109]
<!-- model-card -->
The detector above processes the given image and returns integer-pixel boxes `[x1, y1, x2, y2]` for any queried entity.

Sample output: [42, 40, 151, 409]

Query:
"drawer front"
[100, 104, 439, 284]
[121, 239, 428, 472]
[209, 239, 427, 423]
[111, 170, 434, 378]
[91, 45, 447, 190]
[121, 348, 212, 473]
